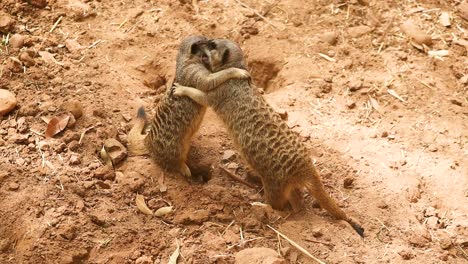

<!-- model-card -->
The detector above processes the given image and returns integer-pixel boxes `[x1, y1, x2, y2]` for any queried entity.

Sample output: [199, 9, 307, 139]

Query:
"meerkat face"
[189, 40, 213, 69]
[205, 39, 247, 72]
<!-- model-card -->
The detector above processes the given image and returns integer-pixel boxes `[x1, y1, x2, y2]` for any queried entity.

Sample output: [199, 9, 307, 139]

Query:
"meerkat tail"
[127, 106, 150, 156]
[305, 181, 364, 237]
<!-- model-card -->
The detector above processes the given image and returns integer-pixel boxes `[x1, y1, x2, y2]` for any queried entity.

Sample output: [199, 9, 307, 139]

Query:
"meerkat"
[127, 36, 250, 181]
[172, 39, 364, 236]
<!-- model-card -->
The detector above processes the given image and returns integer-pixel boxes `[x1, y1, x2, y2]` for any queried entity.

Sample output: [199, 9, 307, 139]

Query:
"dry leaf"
[428, 50, 449, 60]
[155, 206, 173, 217]
[100, 145, 113, 167]
[369, 97, 383, 114]
[387, 89, 407, 104]
[158, 172, 167, 193]
[45, 114, 70, 138]
[439, 12, 451, 27]
[168, 239, 180, 264]
[135, 194, 153, 215]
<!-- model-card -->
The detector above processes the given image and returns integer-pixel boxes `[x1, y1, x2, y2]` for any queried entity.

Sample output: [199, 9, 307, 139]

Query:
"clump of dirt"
[1, 0, 467, 263]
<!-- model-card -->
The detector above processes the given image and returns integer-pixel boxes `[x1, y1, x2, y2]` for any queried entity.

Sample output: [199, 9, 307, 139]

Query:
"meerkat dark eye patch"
[190, 42, 201, 55]
[207, 41, 217, 50]
[222, 49, 230, 64]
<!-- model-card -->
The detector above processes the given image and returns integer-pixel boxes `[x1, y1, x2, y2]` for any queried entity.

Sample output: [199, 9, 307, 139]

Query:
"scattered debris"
[135, 194, 153, 215]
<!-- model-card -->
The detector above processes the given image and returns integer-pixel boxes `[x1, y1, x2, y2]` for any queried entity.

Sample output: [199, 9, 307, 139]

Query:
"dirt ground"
[1, 0, 467, 263]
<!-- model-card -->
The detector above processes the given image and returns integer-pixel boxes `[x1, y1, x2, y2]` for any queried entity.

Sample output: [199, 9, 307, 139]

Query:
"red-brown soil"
[1, 0, 467, 263]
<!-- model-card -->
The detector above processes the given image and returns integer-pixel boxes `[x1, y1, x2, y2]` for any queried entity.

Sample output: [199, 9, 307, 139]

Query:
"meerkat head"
[204, 39, 248, 72]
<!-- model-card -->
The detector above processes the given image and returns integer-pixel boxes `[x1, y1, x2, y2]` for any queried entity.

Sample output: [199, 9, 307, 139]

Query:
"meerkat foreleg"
[196, 68, 250, 91]
[172, 83, 210, 106]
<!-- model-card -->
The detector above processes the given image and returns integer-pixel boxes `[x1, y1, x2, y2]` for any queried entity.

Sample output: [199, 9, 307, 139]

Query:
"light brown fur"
[172, 39, 364, 236]
[127, 36, 250, 181]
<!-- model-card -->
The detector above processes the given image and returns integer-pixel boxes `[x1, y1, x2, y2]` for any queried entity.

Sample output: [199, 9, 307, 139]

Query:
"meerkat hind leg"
[173, 84, 209, 106]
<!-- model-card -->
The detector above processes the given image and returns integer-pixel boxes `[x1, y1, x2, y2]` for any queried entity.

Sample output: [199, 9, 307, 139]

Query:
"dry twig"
[220, 165, 257, 189]
[267, 225, 326, 264]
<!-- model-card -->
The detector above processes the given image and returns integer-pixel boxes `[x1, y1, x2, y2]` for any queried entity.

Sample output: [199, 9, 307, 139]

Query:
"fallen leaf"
[439, 12, 451, 27]
[387, 89, 407, 104]
[155, 206, 173, 217]
[135, 194, 153, 215]
[45, 114, 70, 138]
[168, 239, 180, 264]
[369, 97, 383, 114]
[428, 50, 449, 60]
[100, 145, 113, 167]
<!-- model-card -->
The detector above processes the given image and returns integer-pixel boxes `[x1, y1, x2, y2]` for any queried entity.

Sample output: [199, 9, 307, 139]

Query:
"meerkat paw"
[234, 69, 251, 80]
[179, 163, 192, 179]
[171, 83, 186, 97]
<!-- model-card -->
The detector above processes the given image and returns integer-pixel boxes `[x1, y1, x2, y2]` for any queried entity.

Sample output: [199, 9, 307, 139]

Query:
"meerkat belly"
[146, 96, 204, 170]
[217, 95, 309, 179]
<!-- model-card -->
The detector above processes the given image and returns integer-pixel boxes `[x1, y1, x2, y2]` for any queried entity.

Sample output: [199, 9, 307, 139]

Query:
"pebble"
[235, 247, 286, 264]
[401, 20, 432, 46]
[103, 138, 128, 165]
[398, 249, 415, 260]
[348, 79, 362, 91]
[5, 57, 22, 73]
[9, 34, 25, 49]
[174, 209, 210, 224]
[343, 177, 354, 189]
[222, 150, 236, 161]
[61, 100, 84, 119]
[65, 39, 84, 53]
[69, 155, 81, 165]
[312, 227, 323, 238]
[0, 14, 15, 33]
[321, 31, 338, 45]
[347, 25, 372, 38]
[426, 216, 439, 229]
[19, 52, 35, 67]
[8, 182, 19, 191]
[460, 2, 468, 21]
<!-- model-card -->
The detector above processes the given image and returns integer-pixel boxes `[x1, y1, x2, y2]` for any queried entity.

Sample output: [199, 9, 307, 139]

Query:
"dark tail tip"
[350, 221, 365, 237]
[137, 106, 146, 119]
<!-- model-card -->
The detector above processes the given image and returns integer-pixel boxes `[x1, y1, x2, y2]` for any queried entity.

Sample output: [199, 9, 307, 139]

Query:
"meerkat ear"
[222, 48, 230, 64]
[190, 42, 201, 55]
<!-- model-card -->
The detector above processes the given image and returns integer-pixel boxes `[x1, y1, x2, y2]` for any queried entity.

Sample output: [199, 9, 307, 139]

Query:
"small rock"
[0, 14, 15, 33]
[381, 131, 389, 138]
[459, 2, 468, 21]
[377, 201, 389, 209]
[68, 140, 80, 151]
[9, 134, 28, 144]
[348, 79, 362, 91]
[449, 99, 462, 106]
[103, 138, 128, 165]
[321, 31, 338, 45]
[93, 165, 115, 181]
[428, 145, 438, 152]
[29, 0, 48, 8]
[69, 155, 81, 165]
[346, 100, 356, 109]
[347, 25, 372, 38]
[320, 83, 332, 93]
[95, 180, 111, 189]
[61, 100, 83, 119]
[5, 57, 22, 73]
[222, 150, 236, 162]
[424, 206, 436, 217]
[89, 213, 107, 226]
[16, 158, 25, 166]
[426, 216, 439, 229]
[65, 39, 84, 53]
[19, 52, 35, 67]
[9, 34, 25, 49]
[235, 247, 286, 264]
[135, 256, 153, 264]
[8, 182, 19, 191]
[398, 249, 415, 260]
[401, 20, 432, 46]
[343, 177, 354, 189]
[439, 234, 452, 250]
[226, 162, 239, 170]
[312, 228, 323, 238]
[409, 230, 431, 247]
[174, 209, 210, 224]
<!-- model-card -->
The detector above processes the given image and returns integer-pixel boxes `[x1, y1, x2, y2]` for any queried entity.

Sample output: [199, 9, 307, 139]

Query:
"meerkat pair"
[127, 36, 250, 181]
[172, 39, 364, 237]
